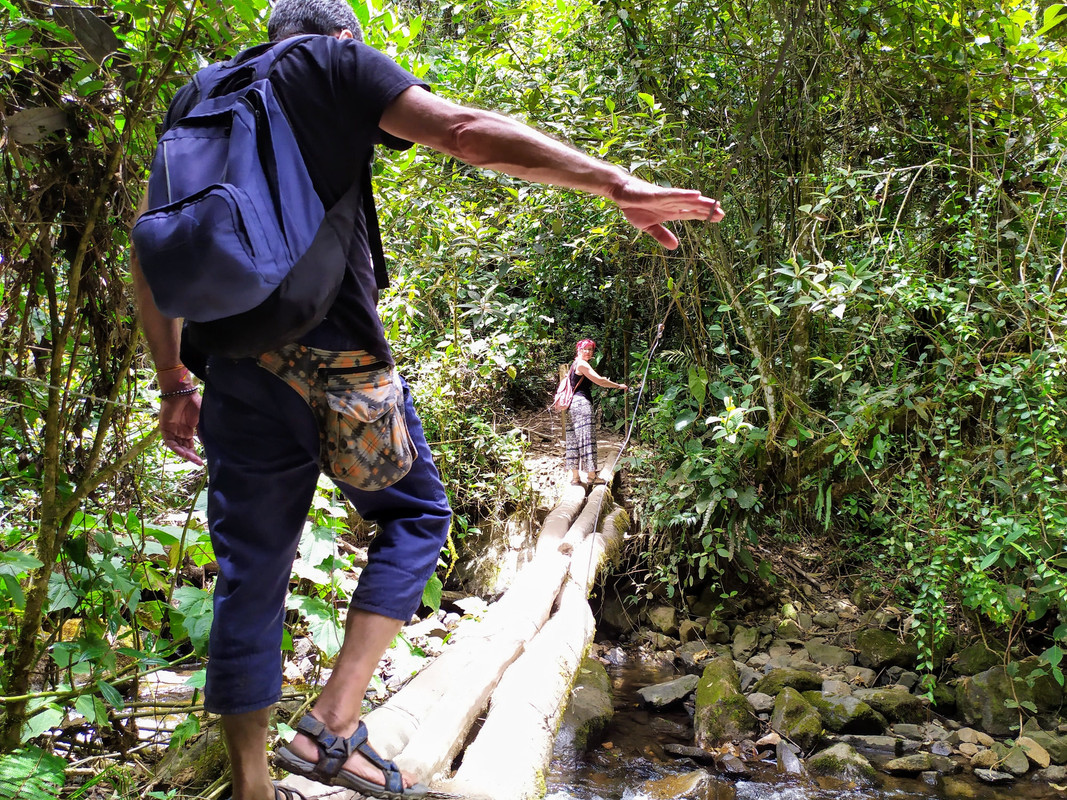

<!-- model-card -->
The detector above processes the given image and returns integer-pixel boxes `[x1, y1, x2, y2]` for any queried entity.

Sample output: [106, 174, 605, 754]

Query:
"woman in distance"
[566, 338, 627, 485]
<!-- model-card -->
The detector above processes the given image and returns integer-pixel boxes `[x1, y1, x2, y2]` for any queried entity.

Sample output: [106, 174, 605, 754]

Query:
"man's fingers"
[643, 224, 679, 249]
[165, 438, 204, 466]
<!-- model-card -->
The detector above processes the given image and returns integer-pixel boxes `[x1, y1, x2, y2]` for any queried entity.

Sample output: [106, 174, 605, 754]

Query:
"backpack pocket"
[321, 367, 417, 490]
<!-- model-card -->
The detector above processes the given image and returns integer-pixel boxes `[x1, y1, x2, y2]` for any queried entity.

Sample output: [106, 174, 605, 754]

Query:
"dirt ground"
[511, 408, 626, 511]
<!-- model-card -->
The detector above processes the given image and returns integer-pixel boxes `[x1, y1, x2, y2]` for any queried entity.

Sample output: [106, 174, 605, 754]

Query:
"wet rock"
[1016, 735, 1052, 769]
[956, 726, 995, 747]
[930, 741, 953, 757]
[838, 734, 921, 755]
[753, 667, 823, 696]
[805, 641, 854, 668]
[603, 646, 628, 666]
[941, 776, 981, 799]
[557, 658, 614, 752]
[973, 768, 1014, 784]
[803, 691, 888, 734]
[643, 631, 680, 651]
[970, 749, 999, 769]
[776, 740, 805, 775]
[855, 628, 919, 670]
[953, 642, 1003, 676]
[732, 626, 759, 660]
[769, 687, 823, 750]
[676, 641, 726, 674]
[719, 754, 749, 775]
[663, 743, 717, 764]
[882, 752, 959, 775]
[852, 686, 928, 724]
[640, 768, 717, 799]
[694, 656, 760, 746]
[1018, 726, 1067, 764]
[1033, 765, 1067, 782]
[638, 674, 700, 709]
[813, 611, 839, 629]
[891, 723, 925, 739]
[807, 742, 876, 782]
[991, 742, 1031, 775]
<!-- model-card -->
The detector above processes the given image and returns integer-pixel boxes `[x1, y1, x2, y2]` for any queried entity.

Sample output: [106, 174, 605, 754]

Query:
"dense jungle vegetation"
[1, 0, 1066, 794]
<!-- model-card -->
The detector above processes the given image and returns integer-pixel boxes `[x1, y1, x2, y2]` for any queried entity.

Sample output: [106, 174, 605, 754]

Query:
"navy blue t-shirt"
[163, 35, 427, 364]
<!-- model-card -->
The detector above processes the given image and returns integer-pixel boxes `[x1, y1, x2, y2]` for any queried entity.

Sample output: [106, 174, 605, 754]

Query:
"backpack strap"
[361, 163, 389, 291]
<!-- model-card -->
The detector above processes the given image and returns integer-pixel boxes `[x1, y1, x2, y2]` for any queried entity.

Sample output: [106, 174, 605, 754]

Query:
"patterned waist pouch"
[257, 343, 417, 491]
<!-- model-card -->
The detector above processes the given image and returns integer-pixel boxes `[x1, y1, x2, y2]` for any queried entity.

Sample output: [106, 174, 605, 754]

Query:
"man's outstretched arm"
[379, 86, 723, 249]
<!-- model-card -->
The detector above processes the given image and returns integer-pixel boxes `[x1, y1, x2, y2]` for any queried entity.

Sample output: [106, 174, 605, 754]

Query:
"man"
[131, 1, 724, 799]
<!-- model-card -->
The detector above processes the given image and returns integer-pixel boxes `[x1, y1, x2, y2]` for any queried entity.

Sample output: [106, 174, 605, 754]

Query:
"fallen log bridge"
[280, 460, 627, 800]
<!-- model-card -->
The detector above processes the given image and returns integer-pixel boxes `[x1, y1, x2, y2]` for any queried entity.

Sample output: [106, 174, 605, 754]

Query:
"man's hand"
[611, 177, 725, 249]
[160, 393, 203, 466]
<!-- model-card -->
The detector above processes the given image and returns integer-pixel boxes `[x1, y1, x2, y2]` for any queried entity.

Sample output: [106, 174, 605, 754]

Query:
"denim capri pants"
[197, 355, 451, 716]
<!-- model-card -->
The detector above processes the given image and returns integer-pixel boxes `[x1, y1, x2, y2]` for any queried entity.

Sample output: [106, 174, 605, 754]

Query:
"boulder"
[777, 619, 804, 639]
[806, 742, 876, 782]
[694, 656, 759, 746]
[645, 605, 679, 636]
[704, 617, 731, 644]
[754, 667, 823, 696]
[678, 619, 702, 644]
[1019, 727, 1067, 765]
[802, 691, 888, 734]
[1016, 735, 1051, 769]
[640, 769, 717, 800]
[813, 611, 840, 629]
[991, 742, 1031, 775]
[882, 752, 959, 775]
[973, 768, 1014, 784]
[559, 660, 614, 751]
[732, 626, 759, 660]
[776, 739, 805, 775]
[954, 642, 1003, 676]
[853, 687, 928, 724]
[955, 660, 1064, 735]
[855, 628, 918, 670]
[770, 687, 824, 751]
[637, 674, 700, 709]
[805, 641, 854, 667]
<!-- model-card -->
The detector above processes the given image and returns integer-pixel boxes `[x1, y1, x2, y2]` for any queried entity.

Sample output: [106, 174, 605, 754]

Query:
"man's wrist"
[157, 365, 196, 394]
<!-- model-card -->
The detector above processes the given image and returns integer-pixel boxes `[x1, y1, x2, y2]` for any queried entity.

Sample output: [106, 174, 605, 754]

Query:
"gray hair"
[268, 0, 363, 42]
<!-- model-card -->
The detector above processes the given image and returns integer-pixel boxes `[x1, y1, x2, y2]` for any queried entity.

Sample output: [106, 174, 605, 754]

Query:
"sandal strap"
[274, 784, 308, 800]
[349, 721, 404, 793]
[293, 716, 404, 793]
[293, 714, 354, 781]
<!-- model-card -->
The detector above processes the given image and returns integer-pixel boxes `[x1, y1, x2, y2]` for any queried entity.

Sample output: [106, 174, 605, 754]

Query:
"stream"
[544, 649, 1064, 800]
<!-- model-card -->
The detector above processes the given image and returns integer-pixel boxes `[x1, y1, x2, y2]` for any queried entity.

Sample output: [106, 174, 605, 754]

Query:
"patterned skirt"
[565, 393, 597, 472]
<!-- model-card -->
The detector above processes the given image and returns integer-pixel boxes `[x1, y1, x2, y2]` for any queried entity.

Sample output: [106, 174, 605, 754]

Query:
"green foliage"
[0, 746, 66, 800]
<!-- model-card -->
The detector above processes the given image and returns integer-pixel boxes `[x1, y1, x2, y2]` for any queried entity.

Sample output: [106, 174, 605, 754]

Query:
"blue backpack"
[132, 36, 387, 358]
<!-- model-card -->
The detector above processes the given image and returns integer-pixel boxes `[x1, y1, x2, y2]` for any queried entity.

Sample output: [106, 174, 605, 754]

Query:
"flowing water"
[544, 650, 1063, 800]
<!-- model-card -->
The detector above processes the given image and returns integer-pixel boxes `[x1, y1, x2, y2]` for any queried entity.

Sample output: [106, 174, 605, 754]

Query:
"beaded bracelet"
[159, 386, 199, 399]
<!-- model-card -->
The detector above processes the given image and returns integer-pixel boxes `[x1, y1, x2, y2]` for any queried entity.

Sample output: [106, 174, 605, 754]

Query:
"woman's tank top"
[570, 362, 592, 400]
